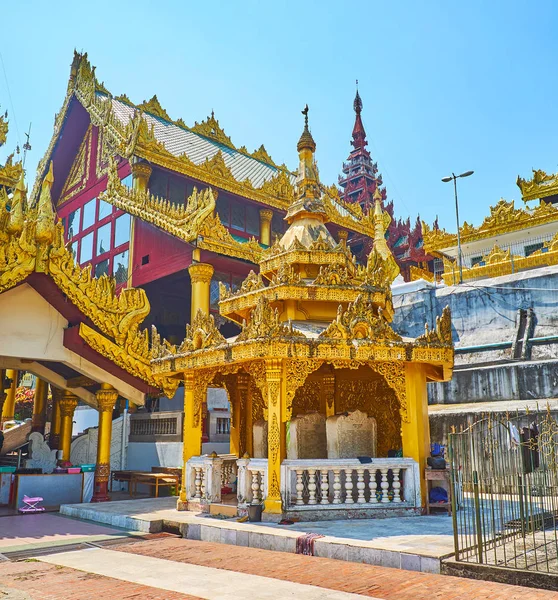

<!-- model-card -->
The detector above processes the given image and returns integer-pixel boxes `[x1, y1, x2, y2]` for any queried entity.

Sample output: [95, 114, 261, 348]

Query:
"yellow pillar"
[2, 370, 18, 422]
[259, 209, 273, 246]
[264, 359, 285, 515]
[245, 380, 254, 457]
[92, 383, 119, 502]
[31, 379, 48, 433]
[59, 391, 78, 462]
[229, 377, 241, 458]
[179, 372, 202, 510]
[188, 262, 214, 322]
[49, 387, 63, 449]
[337, 229, 348, 246]
[0, 370, 5, 422]
[401, 363, 431, 506]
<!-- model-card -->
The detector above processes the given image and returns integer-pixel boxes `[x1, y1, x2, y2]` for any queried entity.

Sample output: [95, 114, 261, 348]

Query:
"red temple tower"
[339, 89, 434, 281]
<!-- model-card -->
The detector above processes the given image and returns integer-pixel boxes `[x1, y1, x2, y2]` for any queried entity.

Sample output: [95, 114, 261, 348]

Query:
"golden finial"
[35, 161, 56, 245]
[297, 104, 316, 152]
[6, 171, 26, 235]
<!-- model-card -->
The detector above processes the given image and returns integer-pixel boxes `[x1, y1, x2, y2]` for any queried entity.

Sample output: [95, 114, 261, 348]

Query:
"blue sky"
[1, 0, 556, 230]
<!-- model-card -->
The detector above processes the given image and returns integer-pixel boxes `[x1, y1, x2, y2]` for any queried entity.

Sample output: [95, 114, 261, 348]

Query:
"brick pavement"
[0, 559, 201, 600]
[114, 537, 558, 599]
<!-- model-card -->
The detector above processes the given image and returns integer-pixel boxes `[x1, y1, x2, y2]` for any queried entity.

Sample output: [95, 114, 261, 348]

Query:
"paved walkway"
[1, 536, 556, 599]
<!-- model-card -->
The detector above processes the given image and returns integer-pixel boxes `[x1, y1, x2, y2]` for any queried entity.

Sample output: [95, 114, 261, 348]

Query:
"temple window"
[121, 173, 133, 188]
[149, 168, 194, 205]
[272, 211, 286, 237]
[216, 194, 261, 238]
[62, 194, 131, 288]
[525, 242, 545, 257]
[210, 271, 245, 310]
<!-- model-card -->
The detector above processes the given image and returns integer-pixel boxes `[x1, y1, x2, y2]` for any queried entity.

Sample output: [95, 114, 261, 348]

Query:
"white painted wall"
[127, 441, 183, 470]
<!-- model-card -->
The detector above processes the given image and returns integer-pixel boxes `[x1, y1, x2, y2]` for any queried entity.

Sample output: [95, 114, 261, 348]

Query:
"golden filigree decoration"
[368, 361, 408, 423]
[0, 113, 7, 147]
[416, 306, 452, 347]
[319, 295, 402, 342]
[180, 309, 226, 353]
[236, 296, 305, 342]
[59, 125, 92, 204]
[517, 169, 558, 202]
[191, 112, 234, 148]
[424, 198, 558, 251]
[284, 359, 323, 421]
[269, 413, 280, 463]
[138, 95, 172, 120]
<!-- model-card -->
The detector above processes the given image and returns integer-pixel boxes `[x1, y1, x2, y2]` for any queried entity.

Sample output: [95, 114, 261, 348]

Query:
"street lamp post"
[441, 170, 474, 284]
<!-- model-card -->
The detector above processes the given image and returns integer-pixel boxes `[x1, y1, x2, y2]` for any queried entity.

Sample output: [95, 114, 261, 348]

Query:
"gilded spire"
[297, 104, 316, 152]
[6, 171, 26, 235]
[35, 161, 56, 245]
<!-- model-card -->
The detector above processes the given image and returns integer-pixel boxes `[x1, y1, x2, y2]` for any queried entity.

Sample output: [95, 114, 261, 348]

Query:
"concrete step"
[209, 503, 238, 518]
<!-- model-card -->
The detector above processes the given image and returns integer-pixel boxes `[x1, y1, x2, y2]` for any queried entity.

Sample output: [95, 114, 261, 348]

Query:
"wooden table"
[130, 472, 179, 498]
[110, 470, 148, 492]
[425, 467, 452, 515]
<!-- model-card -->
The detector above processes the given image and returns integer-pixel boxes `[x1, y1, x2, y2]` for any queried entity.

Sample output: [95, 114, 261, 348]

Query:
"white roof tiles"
[109, 97, 295, 189]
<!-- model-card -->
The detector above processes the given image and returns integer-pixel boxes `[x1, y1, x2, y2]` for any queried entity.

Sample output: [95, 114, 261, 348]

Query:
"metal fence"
[449, 408, 558, 573]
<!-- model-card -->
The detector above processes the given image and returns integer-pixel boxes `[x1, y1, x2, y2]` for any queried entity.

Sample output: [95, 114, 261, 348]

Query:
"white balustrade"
[280, 458, 420, 510]
[185, 454, 223, 504]
[236, 457, 268, 508]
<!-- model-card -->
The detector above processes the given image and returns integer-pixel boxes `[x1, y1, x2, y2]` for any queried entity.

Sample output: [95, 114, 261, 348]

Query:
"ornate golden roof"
[0, 163, 178, 398]
[0, 112, 23, 189]
[517, 169, 558, 202]
[32, 52, 376, 241]
[423, 198, 558, 251]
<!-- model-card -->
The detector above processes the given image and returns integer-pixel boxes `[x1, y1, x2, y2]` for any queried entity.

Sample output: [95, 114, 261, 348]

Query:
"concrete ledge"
[442, 558, 558, 591]
[60, 498, 453, 574]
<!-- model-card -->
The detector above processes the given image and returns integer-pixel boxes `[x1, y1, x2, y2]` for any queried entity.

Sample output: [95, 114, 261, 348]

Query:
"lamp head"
[459, 170, 474, 178]
[441, 176, 453, 183]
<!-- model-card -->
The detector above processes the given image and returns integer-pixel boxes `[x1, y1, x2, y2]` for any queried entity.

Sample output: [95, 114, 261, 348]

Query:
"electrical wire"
[0, 50, 21, 147]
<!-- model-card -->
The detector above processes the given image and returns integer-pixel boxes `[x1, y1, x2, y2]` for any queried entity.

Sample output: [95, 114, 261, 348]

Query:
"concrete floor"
[0, 512, 135, 554]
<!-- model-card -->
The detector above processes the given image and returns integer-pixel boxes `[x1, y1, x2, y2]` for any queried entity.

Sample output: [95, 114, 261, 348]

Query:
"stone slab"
[327, 410, 377, 459]
[288, 412, 327, 459]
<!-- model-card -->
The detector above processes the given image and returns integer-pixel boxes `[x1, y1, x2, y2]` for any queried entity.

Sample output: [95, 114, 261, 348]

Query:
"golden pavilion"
[151, 109, 454, 518]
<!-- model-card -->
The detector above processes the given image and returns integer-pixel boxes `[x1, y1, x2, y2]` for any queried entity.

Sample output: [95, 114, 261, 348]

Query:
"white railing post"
[236, 456, 251, 507]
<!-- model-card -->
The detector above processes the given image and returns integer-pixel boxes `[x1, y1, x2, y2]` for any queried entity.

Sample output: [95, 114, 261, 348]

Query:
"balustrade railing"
[281, 458, 420, 510]
[129, 411, 183, 442]
[237, 458, 267, 506]
[185, 456, 420, 513]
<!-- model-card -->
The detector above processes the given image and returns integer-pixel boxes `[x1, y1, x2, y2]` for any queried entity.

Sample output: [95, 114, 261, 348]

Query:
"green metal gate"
[449, 408, 558, 573]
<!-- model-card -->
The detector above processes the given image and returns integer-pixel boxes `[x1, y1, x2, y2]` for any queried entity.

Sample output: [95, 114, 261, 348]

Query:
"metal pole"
[453, 174, 463, 284]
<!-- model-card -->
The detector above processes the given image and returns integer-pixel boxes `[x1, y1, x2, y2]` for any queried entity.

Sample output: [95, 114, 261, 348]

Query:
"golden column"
[245, 380, 255, 457]
[2, 370, 18, 423]
[59, 391, 78, 462]
[178, 371, 200, 510]
[229, 373, 249, 458]
[259, 209, 273, 247]
[49, 387, 63, 449]
[401, 363, 431, 505]
[264, 359, 285, 515]
[188, 257, 214, 322]
[0, 370, 5, 422]
[92, 384, 119, 502]
[31, 379, 48, 433]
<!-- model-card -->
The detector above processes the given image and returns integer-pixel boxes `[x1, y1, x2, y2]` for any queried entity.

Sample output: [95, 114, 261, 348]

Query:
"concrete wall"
[392, 267, 558, 405]
[126, 441, 183, 470]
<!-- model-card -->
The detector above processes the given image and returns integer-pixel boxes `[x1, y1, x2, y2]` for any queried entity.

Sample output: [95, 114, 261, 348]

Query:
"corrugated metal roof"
[108, 97, 296, 190]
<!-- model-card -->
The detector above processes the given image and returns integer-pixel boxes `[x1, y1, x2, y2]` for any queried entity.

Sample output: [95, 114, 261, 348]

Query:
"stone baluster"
[332, 469, 342, 504]
[259, 471, 265, 501]
[251, 470, 261, 504]
[369, 468, 378, 504]
[320, 470, 329, 504]
[307, 469, 317, 505]
[194, 467, 202, 499]
[356, 468, 366, 504]
[392, 469, 402, 503]
[380, 468, 390, 503]
[200, 467, 207, 500]
[295, 469, 305, 505]
[344, 468, 354, 504]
